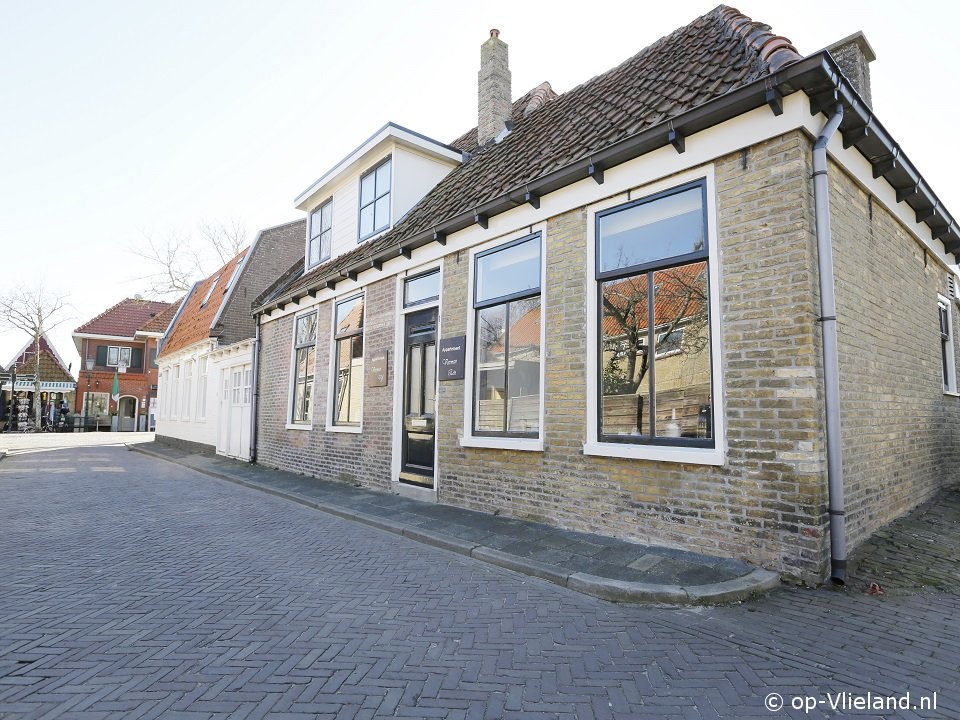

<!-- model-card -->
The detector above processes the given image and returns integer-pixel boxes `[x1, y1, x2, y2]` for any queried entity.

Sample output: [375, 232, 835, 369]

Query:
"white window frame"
[358, 156, 392, 242]
[196, 356, 208, 420]
[462, 224, 546, 452]
[171, 364, 181, 419]
[938, 294, 957, 395]
[200, 275, 221, 307]
[287, 310, 318, 429]
[584, 167, 726, 466]
[106, 346, 131, 368]
[326, 291, 366, 433]
[182, 359, 193, 422]
[308, 198, 333, 268]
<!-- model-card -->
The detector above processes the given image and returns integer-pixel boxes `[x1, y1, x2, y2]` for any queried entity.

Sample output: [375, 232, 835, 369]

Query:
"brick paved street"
[1, 445, 958, 719]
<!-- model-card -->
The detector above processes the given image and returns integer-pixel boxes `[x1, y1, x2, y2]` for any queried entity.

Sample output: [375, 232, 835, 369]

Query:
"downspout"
[813, 102, 846, 584]
[249, 319, 260, 463]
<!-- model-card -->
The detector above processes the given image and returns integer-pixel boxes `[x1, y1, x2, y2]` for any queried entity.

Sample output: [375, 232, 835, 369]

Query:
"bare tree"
[0, 285, 71, 431]
[129, 220, 247, 298]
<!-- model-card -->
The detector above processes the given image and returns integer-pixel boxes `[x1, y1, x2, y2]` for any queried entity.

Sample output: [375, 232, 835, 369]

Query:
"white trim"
[72, 333, 141, 342]
[939, 293, 957, 394]
[325, 290, 366, 432]
[391, 261, 443, 490]
[287, 308, 319, 429]
[461, 224, 547, 450]
[284, 422, 312, 431]
[295, 123, 461, 210]
[583, 165, 727, 467]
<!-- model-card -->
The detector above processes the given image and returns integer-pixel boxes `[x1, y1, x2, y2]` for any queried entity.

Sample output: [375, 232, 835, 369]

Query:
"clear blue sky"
[2, 0, 957, 372]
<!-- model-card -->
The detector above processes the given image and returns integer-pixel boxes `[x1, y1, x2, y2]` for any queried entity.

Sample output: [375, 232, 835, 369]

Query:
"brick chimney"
[826, 31, 876, 108]
[478, 29, 512, 146]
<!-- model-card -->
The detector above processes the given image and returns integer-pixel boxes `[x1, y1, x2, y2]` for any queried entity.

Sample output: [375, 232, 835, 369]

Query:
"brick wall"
[829, 158, 960, 550]
[437, 132, 830, 582]
[256, 276, 396, 491]
[216, 219, 306, 347]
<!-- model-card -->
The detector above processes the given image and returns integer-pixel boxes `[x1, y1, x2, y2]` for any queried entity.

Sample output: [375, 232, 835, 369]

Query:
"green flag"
[111, 371, 120, 402]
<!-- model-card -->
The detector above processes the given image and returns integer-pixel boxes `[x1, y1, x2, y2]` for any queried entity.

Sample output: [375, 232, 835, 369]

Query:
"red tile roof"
[7, 335, 74, 382]
[270, 5, 800, 307]
[75, 298, 173, 338]
[138, 298, 183, 335]
[160, 249, 248, 357]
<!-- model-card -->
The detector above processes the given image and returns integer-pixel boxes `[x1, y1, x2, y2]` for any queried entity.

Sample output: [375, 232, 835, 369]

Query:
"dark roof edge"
[258, 51, 958, 315]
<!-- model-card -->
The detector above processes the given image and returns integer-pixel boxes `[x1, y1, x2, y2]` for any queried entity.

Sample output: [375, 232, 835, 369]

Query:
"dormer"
[295, 123, 462, 271]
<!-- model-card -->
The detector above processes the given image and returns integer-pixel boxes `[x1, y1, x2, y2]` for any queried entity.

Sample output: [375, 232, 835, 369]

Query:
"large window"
[291, 312, 317, 424]
[196, 356, 208, 420]
[332, 295, 364, 426]
[358, 158, 391, 241]
[473, 235, 542, 437]
[939, 296, 956, 393]
[309, 199, 333, 267]
[182, 360, 193, 421]
[596, 181, 713, 447]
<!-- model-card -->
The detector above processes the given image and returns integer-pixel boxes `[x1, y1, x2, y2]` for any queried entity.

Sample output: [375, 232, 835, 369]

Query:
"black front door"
[401, 308, 437, 486]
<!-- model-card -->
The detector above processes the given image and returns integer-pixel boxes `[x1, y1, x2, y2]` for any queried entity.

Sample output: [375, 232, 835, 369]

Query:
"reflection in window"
[597, 182, 713, 446]
[333, 295, 364, 425]
[309, 200, 333, 267]
[473, 235, 542, 436]
[359, 158, 391, 241]
[291, 312, 317, 424]
[404, 269, 441, 307]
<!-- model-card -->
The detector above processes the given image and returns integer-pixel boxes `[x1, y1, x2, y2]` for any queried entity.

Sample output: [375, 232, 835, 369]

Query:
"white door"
[216, 370, 230, 456]
[217, 365, 251, 459]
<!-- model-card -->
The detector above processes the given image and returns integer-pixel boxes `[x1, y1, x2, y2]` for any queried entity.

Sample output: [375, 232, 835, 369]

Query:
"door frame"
[117, 395, 138, 432]
[391, 260, 442, 499]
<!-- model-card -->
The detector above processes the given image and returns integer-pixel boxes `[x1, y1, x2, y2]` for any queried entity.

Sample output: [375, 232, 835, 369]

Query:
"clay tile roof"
[138, 298, 183, 335]
[7, 334, 74, 382]
[271, 5, 801, 307]
[74, 298, 173, 338]
[160, 249, 248, 357]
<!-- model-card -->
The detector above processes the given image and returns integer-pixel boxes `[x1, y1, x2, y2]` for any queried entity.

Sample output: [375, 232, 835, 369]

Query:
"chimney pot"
[478, 29, 512, 146]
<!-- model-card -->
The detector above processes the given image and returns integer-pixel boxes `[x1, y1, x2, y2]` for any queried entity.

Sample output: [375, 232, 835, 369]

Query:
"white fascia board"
[72, 332, 139, 342]
[294, 122, 462, 211]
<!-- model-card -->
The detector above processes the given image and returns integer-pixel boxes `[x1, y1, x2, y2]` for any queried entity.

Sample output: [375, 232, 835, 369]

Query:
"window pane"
[321, 201, 332, 231]
[408, 344, 422, 416]
[335, 295, 364, 335]
[120, 347, 131, 366]
[107, 347, 119, 366]
[475, 236, 540, 304]
[320, 229, 331, 261]
[374, 195, 390, 231]
[359, 205, 374, 238]
[424, 343, 436, 414]
[475, 304, 507, 432]
[296, 313, 317, 346]
[598, 186, 704, 274]
[310, 206, 324, 239]
[334, 337, 363, 425]
[652, 262, 711, 439]
[404, 270, 440, 306]
[506, 297, 541, 432]
[600, 274, 652, 437]
[360, 172, 375, 205]
[309, 237, 320, 266]
[375, 160, 391, 196]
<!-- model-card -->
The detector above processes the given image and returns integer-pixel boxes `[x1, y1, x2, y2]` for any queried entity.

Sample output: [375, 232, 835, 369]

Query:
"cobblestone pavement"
[1, 446, 958, 719]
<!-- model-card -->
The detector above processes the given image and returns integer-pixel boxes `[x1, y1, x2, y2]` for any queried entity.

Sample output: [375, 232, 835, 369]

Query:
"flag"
[111, 371, 120, 402]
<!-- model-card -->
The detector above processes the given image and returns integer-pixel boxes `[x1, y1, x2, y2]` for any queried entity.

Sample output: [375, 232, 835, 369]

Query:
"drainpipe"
[813, 102, 846, 584]
[249, 321, 260, 464]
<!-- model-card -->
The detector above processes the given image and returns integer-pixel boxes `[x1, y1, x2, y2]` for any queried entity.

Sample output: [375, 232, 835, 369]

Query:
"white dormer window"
[308, 199, 333, 268]
[200, 275, 221, 307]
[358, 157, 391, 241]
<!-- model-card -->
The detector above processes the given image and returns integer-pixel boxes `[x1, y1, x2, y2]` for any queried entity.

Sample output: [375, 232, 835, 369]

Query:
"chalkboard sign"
[368, 351, 388, 387]
[438, 336, 466, 381]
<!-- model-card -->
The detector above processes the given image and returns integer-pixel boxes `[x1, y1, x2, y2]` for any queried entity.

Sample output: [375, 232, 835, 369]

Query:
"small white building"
[155, 219, 306, 458]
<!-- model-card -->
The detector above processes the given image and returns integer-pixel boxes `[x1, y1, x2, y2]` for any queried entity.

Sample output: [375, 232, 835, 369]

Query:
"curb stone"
[128, 443, 780, 605]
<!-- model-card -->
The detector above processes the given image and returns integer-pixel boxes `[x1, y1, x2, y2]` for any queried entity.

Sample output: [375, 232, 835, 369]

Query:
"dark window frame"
[290, 311, 317, 424]
[357, 156, 392, 243]
[595, 180, 715, 448]
[308, 198, 334, 268]
[472, 233, 542, 439]
[403, 268, 441, 308]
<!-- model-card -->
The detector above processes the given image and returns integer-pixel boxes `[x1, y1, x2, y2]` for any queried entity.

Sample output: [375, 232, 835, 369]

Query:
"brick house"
[155, 219, 305, 458]
[249, 7, 960, 583]
[1, 335, 76, 431]
[73, 298, 175, 431]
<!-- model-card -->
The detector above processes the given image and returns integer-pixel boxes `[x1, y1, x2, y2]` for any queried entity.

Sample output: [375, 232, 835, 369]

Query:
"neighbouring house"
[1, 335, 76, 431]
[155, 219, 306, 459]
[73, 297, 174, 431]
[248, 7, 960, 584]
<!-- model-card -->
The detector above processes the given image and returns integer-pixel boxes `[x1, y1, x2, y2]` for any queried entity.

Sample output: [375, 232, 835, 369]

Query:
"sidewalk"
[130, 441, 780, 605]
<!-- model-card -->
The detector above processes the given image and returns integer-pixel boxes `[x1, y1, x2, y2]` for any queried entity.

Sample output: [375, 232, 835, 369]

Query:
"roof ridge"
[714, 4, 802, 72]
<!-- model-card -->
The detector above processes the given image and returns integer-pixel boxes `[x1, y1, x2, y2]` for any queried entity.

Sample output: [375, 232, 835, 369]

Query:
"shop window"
[290, 312, 317, 424]
[358, 158, 391, 241]
[596, 181, 713, 446]
[472, 234, 542, 437]
[332, 295, 364, 426]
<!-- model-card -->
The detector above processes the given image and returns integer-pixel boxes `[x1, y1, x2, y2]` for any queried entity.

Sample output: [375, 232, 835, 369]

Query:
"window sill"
[459, 435, 543, 452]
[583, 440, 725, 466]
[944, 390, 960, 397]
[285, 422, 312, 431]
[325, 424, 362, 434]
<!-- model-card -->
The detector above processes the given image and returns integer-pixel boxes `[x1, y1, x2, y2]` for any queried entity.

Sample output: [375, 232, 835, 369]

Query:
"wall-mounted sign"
[368, 351, 388, 387]
[438, 336, 466, 381]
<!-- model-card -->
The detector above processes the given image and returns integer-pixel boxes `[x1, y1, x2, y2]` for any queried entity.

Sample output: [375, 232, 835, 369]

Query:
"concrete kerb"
[127, 443, 780, 605]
